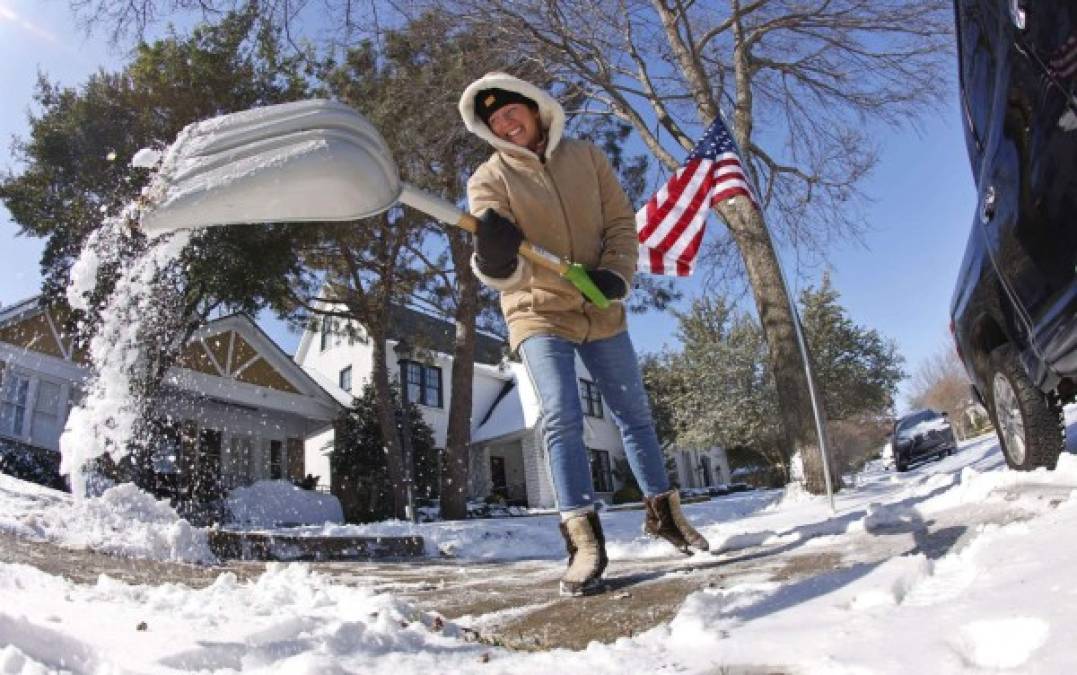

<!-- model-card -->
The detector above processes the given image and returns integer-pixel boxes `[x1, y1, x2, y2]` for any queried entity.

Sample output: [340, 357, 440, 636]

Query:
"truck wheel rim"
[992, 373, 1026, 465]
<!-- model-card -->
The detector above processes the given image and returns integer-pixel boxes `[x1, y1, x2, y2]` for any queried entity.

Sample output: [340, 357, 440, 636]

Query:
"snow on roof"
[0, 296, 43, 325]
[471, 382, 528, 443]
[301, 364, 355, 407]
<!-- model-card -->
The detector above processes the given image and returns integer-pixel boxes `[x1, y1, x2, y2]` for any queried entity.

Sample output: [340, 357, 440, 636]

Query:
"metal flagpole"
[635, 109, 837, 512]
[765, 224, 837, 513]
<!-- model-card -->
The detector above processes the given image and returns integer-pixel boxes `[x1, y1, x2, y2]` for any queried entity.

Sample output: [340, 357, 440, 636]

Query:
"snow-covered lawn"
[2, 411, 1077, 673]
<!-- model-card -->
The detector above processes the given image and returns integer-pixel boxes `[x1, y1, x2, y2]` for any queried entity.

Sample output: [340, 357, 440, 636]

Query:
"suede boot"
[558, 510, 608, 596]
[643, 490, 710, 554]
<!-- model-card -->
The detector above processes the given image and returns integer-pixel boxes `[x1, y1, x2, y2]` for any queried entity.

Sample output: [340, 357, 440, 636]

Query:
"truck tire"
[986, 345, 1064, 471]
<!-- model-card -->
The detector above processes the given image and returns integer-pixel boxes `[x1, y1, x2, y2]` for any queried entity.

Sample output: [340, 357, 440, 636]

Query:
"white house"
[670, 446, 733, 492]
[0, 297, 343, 506]
[295, 305, 730, 509]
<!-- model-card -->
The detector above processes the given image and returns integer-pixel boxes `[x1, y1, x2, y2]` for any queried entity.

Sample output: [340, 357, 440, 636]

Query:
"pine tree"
[799, 274, 905, 421]
[332, 383, 437, 523]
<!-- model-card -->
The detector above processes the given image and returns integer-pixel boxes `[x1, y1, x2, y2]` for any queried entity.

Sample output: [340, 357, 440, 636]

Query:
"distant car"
[891, 410, 957, 472]
[949, 0, 1077, 471]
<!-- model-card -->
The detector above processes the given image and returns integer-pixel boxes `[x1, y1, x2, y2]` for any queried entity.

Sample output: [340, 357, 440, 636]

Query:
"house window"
[269, 440, 283, 480]
[319, 319, 333, 352]
[579, 378, 603, 418]
[590, 449, 613, 493]
[401, 360, 442, 408]
[339, 365, 352, 393]
[700, 455, 713, 487]
[286, 438, 304, 481]
[0, 371, 31, 437]
[30, 379, 62, 447]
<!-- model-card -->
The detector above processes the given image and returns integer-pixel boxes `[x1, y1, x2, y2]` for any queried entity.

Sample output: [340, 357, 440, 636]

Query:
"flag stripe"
[635, 116, 758, 277]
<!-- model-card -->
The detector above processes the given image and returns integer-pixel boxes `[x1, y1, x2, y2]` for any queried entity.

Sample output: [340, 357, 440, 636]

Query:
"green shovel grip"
[563, 263, 611, 309]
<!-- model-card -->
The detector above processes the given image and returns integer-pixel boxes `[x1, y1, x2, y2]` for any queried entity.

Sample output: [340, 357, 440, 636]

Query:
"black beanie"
[474, 88, 538, 125]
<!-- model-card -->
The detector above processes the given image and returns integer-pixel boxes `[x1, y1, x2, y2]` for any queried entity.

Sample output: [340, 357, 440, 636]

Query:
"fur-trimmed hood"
[458, 72, 566, 160]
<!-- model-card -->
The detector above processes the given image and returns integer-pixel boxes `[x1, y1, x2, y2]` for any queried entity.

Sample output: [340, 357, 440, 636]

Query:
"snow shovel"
[140, 99, 611, 308]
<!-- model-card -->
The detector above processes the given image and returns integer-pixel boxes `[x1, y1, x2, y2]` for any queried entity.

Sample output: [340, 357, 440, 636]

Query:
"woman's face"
[487, 103, 543, 150]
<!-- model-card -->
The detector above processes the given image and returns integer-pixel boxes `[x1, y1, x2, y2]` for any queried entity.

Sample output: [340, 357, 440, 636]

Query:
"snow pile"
[659, 496, 1077, 674]
[0, 473, 212, 563]
[4, 475, 1077, 673]
[224, 480, 344, 527]
[3, 427, 1077, 672]
[918, 453, 1077, 513]
[0, 562, 495, 674]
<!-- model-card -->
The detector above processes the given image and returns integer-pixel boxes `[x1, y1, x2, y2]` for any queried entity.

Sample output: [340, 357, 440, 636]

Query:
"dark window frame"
[0, 369, 31, 437]
[589, 448, 613, 493]
[319, 320, 331, 352]
[579, 378, 603, 418]
[400, 360, 443, 408]
[269, 440, 283, 480]
[339, 365, 352, 393]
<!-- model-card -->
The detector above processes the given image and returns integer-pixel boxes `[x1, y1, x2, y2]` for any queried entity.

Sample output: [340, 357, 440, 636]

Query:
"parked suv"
[892, 410, 957, 472]
[950, 0, 1077, 471]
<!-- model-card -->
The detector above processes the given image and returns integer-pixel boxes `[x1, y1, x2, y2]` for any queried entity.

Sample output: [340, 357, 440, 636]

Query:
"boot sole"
[643, 530, 693, 556]
[559, 578, 606, 597]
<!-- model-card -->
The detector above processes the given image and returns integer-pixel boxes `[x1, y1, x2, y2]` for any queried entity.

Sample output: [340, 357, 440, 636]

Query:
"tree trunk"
[369, 325, 409, 519]
[441, 230, 479, 520]
[716, 198, 839, 494]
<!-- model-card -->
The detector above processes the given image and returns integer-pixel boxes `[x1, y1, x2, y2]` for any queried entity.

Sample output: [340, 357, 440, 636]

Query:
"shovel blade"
[140, 100, 401, 236]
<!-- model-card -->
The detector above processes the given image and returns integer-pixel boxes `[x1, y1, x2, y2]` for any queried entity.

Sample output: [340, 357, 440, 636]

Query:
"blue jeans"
[518, 330, 671, 511]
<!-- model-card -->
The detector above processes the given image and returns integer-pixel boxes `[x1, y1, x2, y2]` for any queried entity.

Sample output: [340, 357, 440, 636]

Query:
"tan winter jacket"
[459, 73, 638, 351]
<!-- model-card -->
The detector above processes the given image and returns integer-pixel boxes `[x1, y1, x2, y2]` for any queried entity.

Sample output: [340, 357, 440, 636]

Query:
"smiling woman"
[486, 102, 544, 152]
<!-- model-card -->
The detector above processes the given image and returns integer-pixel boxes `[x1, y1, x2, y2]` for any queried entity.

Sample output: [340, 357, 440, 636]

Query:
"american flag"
[1049, 33, 1077, 80]
[636, 115, 757, 276]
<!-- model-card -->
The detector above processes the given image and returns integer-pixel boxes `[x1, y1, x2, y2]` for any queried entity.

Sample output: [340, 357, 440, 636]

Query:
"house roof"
[471, 381, 527, 444]
[0, 297, 42, 325]
[292, 302, 509, 366]
[183, 312, 345, 416]
[0, 296, 344, 419]
[387, 305, 507, 365]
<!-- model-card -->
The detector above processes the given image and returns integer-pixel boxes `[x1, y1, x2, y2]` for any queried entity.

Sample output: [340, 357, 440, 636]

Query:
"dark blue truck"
[950, 0, 1077, 470]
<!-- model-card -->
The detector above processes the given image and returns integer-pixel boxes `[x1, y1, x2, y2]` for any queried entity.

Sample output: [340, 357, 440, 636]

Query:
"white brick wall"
[521, 428, 556, 509]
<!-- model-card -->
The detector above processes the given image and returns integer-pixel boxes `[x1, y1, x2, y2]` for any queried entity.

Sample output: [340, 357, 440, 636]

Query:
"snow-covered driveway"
[2, 414, 1077, 673]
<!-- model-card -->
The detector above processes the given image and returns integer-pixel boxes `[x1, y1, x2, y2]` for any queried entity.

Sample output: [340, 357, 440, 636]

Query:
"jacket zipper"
[542, 164, 592, 340]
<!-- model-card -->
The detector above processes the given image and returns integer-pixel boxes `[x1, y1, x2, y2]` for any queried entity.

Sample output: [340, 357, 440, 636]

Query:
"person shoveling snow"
[458, 73, 710, 596]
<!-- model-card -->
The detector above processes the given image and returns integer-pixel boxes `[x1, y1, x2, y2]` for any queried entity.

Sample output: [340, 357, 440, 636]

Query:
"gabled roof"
[0, 296, 80, 363]
[1, 296, 343, 419]
[0, 297, 42, 325]
[293, 300, 509, 366]
[181, 313, 344, 416]
[387, 305, 507, 365]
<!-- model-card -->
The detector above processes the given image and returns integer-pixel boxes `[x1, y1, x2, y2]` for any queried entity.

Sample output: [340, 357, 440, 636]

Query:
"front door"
[194, 428, 222, 502]
[490, 456, 508, 498]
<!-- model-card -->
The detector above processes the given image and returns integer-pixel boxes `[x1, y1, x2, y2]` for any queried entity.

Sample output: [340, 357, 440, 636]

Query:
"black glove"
[474, 209, 524, 279]
[587, 269, 628, 302]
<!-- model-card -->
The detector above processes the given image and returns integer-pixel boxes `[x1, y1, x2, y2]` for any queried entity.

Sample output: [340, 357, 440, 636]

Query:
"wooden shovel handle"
[396, 188, 610, 308]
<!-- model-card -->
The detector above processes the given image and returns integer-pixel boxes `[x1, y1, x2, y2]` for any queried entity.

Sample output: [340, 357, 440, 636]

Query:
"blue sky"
[1, 0, 976, 411]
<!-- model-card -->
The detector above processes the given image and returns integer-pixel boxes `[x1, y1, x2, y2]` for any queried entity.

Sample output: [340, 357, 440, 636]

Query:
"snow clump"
[130, 147, 162, 168]
[0, 473, 212, 563]
[225, 480, 344, 528]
